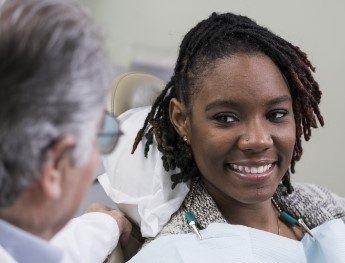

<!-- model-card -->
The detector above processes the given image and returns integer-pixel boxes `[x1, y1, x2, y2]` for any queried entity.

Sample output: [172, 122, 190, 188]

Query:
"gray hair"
[0, 0, 112, 207]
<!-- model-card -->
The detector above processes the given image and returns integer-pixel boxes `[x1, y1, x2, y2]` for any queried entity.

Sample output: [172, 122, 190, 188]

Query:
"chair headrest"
[106, 72, 165, 116]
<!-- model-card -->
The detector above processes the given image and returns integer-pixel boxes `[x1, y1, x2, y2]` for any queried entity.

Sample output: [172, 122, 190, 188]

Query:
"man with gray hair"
[0, 0, 131, 262]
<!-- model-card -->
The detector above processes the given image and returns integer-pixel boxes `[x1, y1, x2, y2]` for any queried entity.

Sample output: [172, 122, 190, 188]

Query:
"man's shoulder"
[0, 245, 17, 263]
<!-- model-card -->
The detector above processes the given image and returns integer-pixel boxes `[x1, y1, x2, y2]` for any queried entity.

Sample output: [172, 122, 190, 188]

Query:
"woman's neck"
[221, 199, 278, 232]
[201, 177, 279, 234]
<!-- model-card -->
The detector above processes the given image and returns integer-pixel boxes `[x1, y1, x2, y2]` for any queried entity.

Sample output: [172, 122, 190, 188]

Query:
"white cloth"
[129, 219, 345, 263]
[51, 212, 119, 263]
[99, 106, 190, 237]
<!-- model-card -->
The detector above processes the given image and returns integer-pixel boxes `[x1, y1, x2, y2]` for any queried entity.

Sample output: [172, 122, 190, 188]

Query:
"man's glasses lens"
[98, 113, 122, 154]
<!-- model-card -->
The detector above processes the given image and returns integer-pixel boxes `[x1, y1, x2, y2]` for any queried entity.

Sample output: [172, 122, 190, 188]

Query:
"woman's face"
[185, 53, 295, 204]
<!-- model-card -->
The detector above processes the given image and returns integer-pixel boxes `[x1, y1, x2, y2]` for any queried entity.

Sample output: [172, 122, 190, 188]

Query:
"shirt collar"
[0, 219, 62, 263]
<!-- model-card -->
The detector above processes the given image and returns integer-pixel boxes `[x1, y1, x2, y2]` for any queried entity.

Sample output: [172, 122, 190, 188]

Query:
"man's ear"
[39, 135, 75, 200]
[169, 98, 189, 137]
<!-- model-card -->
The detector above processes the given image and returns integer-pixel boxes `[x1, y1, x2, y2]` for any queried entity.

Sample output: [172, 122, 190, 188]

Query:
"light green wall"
[82, 0, 345, 196]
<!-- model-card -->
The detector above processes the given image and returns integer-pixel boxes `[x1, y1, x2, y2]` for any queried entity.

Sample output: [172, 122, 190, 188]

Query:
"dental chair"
[106, 72, 165, 116]
[104, 72, 165, 263]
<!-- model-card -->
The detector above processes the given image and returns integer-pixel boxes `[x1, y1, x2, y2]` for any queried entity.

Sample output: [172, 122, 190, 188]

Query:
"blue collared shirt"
[0, 219, 62, 263]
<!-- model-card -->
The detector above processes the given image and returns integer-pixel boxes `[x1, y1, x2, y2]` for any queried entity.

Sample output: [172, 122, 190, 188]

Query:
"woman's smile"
[226, 162, 276, 183]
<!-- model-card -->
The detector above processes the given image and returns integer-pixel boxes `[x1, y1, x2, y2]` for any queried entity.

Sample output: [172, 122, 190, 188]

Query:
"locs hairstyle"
[132, 12, 324, 194]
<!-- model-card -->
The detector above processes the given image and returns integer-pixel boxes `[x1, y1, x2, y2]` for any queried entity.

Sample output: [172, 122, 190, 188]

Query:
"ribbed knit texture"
[154, 178, 345, 239]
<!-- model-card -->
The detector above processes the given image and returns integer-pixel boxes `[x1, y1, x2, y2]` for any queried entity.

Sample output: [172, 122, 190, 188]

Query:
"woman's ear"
[169, 98, 189, 137]
[39, 135, 75, 200]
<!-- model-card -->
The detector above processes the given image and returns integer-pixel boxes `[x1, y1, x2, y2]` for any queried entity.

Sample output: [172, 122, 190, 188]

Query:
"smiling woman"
[179, 54, 296, 208]
[129, 12, 345, 263]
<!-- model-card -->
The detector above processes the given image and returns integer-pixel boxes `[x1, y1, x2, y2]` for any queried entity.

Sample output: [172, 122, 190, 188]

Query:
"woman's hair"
[132, 12, 324, 194]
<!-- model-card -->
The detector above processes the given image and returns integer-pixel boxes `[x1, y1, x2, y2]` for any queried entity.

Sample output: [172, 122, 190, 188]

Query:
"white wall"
[81, 0, 345, 196]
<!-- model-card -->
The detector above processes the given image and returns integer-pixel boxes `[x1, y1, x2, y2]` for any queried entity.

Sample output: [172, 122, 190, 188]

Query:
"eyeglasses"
[97, 112, 122, 154]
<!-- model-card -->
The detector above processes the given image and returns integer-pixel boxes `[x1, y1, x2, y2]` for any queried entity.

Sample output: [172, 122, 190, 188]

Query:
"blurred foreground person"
[0, 0, 130, 262]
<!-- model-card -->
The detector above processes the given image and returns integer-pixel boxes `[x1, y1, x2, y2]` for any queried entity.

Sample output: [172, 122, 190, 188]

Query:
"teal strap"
[185, 210, 197, 224]
[279, 211, 298, 226]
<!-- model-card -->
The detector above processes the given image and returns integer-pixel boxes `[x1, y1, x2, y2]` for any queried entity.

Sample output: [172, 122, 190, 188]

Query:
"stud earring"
[183, 135, 189, 144]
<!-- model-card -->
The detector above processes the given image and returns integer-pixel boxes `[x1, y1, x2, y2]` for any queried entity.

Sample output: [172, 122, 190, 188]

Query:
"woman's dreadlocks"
[132, 12, 324, 194]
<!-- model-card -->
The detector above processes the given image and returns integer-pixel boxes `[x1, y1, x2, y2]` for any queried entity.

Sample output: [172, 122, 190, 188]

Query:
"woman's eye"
[267, 110, 288, 122]
[213, 113, 238, 123]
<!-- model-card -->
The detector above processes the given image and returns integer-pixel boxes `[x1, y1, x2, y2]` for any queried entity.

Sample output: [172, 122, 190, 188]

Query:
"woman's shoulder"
[152, 178, 226, 240]
[143, 206, 188, 246]
[291, 182, 344, 203]
[278, 182, 345, 228]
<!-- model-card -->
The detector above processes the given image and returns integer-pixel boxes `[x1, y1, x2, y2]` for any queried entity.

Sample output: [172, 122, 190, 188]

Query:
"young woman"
[129, 12, 345, 262]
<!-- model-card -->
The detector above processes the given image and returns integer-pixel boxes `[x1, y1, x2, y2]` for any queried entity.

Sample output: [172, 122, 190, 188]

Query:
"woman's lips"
[226, 162, 276, 182]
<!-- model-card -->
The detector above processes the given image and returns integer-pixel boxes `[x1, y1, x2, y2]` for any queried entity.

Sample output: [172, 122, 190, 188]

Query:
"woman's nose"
[238, 120, 273, 152]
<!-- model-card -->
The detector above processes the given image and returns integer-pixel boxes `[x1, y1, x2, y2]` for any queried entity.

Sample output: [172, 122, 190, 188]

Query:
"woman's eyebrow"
[205, 95, 291, 112]
[266, 95, 292, 106]
[205, 99, 240, 112]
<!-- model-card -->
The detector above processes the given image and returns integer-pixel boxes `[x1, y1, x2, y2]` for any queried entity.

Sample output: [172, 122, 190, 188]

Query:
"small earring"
[183, 135, 189, 144]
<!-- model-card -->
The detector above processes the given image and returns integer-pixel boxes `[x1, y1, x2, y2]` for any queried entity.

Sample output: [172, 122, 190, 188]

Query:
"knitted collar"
[183, 178, 334, 231]
[158, 178, 335, 238]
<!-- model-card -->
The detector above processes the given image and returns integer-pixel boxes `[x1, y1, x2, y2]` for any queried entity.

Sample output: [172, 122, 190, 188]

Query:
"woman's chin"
[233, 186, 278, 204]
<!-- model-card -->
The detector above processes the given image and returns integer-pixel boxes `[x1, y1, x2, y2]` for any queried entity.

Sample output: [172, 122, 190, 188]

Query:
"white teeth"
[258, 166, 264, 173]
[230, 163, 273, 174]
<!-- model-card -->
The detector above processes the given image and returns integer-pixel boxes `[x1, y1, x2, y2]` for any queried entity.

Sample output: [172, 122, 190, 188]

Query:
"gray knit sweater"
[155, 178, 345, 239]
